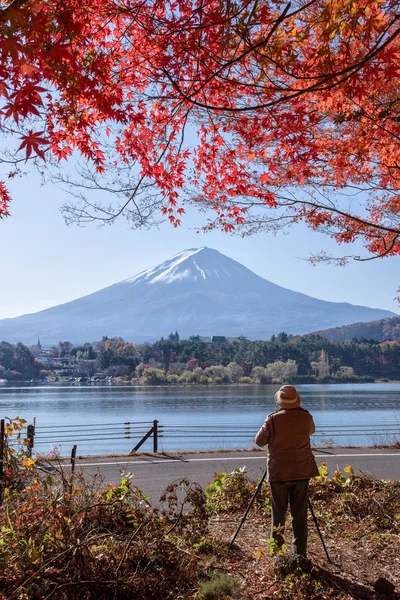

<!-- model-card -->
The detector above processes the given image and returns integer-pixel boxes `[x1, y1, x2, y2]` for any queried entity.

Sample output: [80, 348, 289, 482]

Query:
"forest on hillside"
[315, 316, 400, 343]
[2, 332, 399, 382]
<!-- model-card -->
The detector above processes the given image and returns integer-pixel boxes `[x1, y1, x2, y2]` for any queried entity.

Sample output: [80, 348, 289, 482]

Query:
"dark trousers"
[270, 479, 309, 557]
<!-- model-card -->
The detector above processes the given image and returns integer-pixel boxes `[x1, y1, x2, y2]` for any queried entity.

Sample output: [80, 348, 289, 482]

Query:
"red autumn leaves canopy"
[0, 0, 399, 262]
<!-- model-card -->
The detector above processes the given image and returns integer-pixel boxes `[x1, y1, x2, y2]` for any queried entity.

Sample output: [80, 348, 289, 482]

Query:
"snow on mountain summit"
[125, 248, 204, 285]
[123, 247, 248, 286]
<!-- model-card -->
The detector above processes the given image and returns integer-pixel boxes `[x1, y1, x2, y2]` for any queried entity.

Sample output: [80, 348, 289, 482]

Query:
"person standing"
[255, 385, 319, 557]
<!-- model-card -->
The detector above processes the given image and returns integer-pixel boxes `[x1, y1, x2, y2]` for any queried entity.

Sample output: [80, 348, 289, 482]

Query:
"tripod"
[229, 468, 331, 563]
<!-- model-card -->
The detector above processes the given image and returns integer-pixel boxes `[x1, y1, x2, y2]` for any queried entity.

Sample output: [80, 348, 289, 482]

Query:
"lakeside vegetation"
[0, 420, 398, 599]
[1, 332, 399, 384]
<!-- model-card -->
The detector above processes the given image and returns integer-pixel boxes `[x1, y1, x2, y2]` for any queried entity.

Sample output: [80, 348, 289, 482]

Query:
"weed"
[195, 572, 242, 600]
[266, 536, 287, 556]
[205, 467, 268, 514]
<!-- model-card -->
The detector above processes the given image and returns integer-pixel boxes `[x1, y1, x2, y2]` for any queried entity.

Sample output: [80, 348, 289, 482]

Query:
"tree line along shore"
[0, 332, 399, 384]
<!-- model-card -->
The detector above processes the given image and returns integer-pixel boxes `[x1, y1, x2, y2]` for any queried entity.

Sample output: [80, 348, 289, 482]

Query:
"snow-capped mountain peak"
[123, 247, 241, 286]
[0, 247, 396, 344]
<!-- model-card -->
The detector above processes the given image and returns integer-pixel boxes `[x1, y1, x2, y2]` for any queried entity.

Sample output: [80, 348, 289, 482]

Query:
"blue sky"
[0, 169, 398, 320]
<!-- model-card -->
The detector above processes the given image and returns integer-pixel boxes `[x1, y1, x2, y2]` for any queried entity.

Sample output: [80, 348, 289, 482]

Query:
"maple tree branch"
[249, 13, 400, 84]
[292, 198, 400, 237]
[204, 188, 400, 237]
[161, 15, 400, 112]
[161, 2, 293, 107]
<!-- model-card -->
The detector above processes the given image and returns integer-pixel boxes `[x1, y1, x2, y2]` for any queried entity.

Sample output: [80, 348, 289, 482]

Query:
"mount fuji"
[0, 247, 396, 344]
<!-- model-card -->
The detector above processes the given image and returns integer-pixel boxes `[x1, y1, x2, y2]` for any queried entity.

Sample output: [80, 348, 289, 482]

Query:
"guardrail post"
[26, 424, 35, 458]
[131, 421, 159, 454]
[153, 420, 158, 453]
[71, 444, 77, 473]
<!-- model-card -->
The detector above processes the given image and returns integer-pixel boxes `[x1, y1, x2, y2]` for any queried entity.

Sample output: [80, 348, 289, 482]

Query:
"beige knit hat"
[274, 385, 300, 409]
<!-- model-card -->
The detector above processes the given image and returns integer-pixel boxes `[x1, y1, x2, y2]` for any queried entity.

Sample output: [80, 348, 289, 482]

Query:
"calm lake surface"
[1, 383, 399, 455]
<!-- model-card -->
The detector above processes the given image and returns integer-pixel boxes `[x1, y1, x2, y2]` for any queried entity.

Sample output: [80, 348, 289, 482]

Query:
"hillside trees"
[58, 341, 72, 357]
[0, 341, 38, 379]
[316, 316, 400, 342]
[71, 343, 96, 360]
[97, 337, 138, 371]
[0, 0, 398, 274]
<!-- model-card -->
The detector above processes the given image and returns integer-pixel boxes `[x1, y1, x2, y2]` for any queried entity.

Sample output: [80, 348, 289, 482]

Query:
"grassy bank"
[0, 425, 399, 599]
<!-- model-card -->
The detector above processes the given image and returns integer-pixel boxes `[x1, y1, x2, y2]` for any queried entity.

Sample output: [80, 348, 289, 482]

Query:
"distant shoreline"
[4, 378, 400, 386]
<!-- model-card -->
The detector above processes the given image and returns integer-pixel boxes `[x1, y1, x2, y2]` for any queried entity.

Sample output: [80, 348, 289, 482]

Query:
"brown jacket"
[255, 407, 319, 482]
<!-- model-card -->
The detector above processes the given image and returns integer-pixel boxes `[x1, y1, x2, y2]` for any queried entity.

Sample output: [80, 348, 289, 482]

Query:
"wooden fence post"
[153, 420, 158, 453]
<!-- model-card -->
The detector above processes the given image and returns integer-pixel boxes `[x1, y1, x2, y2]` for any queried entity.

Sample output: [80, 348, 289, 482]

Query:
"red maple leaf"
[0, 182, 11, 218]
[18, 131, 49, 160]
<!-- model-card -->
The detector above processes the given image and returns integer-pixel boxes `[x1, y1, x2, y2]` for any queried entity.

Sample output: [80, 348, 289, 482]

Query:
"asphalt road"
[50, 448, 400, 503]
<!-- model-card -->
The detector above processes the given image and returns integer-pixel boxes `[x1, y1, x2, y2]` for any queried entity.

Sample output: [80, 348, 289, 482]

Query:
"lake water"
[0, 383, 399, 455]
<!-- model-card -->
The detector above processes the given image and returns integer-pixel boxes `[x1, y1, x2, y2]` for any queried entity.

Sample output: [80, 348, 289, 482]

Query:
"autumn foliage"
[0, 420, 399, 599]
[0, 0, 399, 263]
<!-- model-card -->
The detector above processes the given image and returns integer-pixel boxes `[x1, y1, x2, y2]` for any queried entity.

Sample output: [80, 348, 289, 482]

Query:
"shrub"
[226, 362, 244, 383]
[0, 428, 211, 600]
[310, 462, 400, 531]
[239, 376, 252, 384]
[166, 373, 179, 384]
[135, 362, 148, 377]
[196, 572, 241, 600]
[265, 360, 298, 383]
[140, 367, 166, 385]
[251, 366, 271, 384]
[179, 370, 197, 383]
[204, 365, 231, 383]
[205, 468, 268, 514]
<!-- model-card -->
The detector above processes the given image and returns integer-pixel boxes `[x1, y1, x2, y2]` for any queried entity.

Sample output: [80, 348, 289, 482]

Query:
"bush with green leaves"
[179, 367, 204, 383]
[195, 572, 242, 600]
[140, 367, 166, 385]
[310, 462, 400, 532]
[166, 373, 180, 384]
[0, 420, 215, 599]
[205, 467, 269, 514]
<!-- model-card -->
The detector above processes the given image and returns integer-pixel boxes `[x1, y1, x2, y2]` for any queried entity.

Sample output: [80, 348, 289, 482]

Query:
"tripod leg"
[229, 468, 268, 550]
[308, 499, 331, 563]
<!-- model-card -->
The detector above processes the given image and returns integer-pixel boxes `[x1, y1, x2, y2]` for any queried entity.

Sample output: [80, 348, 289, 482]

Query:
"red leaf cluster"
[0, 0, 398, 264]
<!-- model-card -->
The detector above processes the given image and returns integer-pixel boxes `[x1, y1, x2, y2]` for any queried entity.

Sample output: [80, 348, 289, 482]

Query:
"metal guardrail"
[21, 420, 400, 454]
[32, 421, 155, 444]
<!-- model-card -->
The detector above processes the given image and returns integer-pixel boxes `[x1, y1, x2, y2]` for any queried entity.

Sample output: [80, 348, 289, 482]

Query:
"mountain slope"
[0, 247, 396, 344]
[314, 315, 400, 342]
